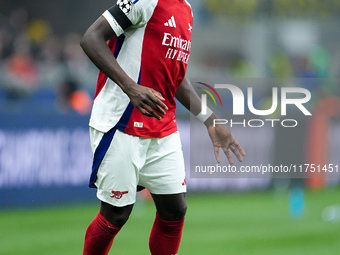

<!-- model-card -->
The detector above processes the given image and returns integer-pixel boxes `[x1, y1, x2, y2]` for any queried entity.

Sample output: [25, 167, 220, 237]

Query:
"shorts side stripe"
[89, 127, 117, 188]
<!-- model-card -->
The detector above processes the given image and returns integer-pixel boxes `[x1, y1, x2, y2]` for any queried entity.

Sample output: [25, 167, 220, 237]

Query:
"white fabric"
[89, 127, 186, 207]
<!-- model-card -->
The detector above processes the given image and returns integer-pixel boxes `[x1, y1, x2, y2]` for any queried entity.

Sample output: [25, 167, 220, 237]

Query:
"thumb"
[150, 90, 165, 101]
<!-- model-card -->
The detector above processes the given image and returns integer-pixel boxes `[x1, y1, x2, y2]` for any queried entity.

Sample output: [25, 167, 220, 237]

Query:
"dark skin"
[80, 16, 167, 120]
[81, 15, 246, 226]
[176, 77, 245, 164]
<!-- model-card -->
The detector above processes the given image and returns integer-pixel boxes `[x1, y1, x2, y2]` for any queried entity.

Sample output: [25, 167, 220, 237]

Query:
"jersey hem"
[89, 122, 178, 138]
[122, 125, 178, 138]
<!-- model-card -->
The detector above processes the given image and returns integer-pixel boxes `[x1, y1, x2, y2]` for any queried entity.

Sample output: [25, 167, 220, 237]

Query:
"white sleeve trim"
[196, 107, 213, 123]
[103, 10, 124, 37]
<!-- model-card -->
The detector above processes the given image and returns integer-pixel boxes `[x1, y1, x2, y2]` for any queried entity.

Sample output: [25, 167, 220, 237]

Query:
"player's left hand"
[207, 124, 246, 164]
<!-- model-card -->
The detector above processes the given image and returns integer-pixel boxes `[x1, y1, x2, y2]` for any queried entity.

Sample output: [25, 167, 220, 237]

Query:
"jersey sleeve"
[102, 0, 156, 37]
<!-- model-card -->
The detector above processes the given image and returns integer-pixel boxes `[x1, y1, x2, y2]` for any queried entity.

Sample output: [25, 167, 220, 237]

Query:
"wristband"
[196, 107, 213, 123]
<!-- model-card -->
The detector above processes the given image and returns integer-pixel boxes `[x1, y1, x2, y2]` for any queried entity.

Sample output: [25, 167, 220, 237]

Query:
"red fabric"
[83, 212, 121, 255]
[120, 0, 193, 138]
[149, 213, 184, 255]
[94, 38, 117, 99]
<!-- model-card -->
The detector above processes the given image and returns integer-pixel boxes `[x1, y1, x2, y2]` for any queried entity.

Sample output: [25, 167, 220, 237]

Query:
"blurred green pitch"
[0, 188, 339, 255]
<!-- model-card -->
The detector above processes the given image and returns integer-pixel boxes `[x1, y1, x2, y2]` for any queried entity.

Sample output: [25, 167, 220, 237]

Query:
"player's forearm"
[175, 77, 201, 115]
[80, 27, 136, 95]
[176, 77, 217, 127]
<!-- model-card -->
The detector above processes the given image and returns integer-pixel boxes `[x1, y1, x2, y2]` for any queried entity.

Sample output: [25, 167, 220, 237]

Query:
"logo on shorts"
[182, 178, 187, 186]
[110, 190, 129, 199]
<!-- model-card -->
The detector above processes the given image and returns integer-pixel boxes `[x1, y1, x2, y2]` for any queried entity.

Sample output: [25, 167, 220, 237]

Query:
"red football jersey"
[90, 0, 193, 138]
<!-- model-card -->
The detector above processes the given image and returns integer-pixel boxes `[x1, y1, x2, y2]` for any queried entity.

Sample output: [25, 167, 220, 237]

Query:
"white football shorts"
[89, 127, 186, 207]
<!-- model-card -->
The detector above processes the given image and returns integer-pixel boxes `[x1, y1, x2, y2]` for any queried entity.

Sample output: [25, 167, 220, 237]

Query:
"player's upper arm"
[82, 15, 117, 44]
[103, 0, 157, 37]
[176, 77, 191, 99]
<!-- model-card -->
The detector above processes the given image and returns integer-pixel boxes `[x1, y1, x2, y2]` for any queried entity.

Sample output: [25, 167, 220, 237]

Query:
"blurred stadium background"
[0, 0, 340, 254]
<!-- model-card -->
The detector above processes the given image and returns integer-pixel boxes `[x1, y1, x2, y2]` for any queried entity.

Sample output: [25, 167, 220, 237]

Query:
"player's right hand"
[126, 85, 168, 120]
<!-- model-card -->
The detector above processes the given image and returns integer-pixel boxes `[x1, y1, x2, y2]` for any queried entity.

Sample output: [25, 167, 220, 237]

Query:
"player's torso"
[123, 0, 193, 137]
[92, 0, 193, 137]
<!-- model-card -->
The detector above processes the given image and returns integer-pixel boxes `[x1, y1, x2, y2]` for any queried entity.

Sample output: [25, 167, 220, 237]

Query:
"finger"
[148, 92, 168, 111]
[222, 146, 234, 165]
[153, 103, 167, 116]
[143, 97, 166, 116]
[214, 146, 221, 163]
[143, 111, 153, 118]
[151, 97, 168, 112]
[150, 90, 165, 101]
[135, 105, 160, 119]
[141, 95, 166, 116]
[229, 144, 243, 162]
[138, 107, 153, 118]
[143, 105, 162, 120]
[233, 140, 246, 156]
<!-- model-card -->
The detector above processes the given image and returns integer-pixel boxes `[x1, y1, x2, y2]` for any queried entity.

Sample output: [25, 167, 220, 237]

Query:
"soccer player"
[80, 0, 245, 254]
